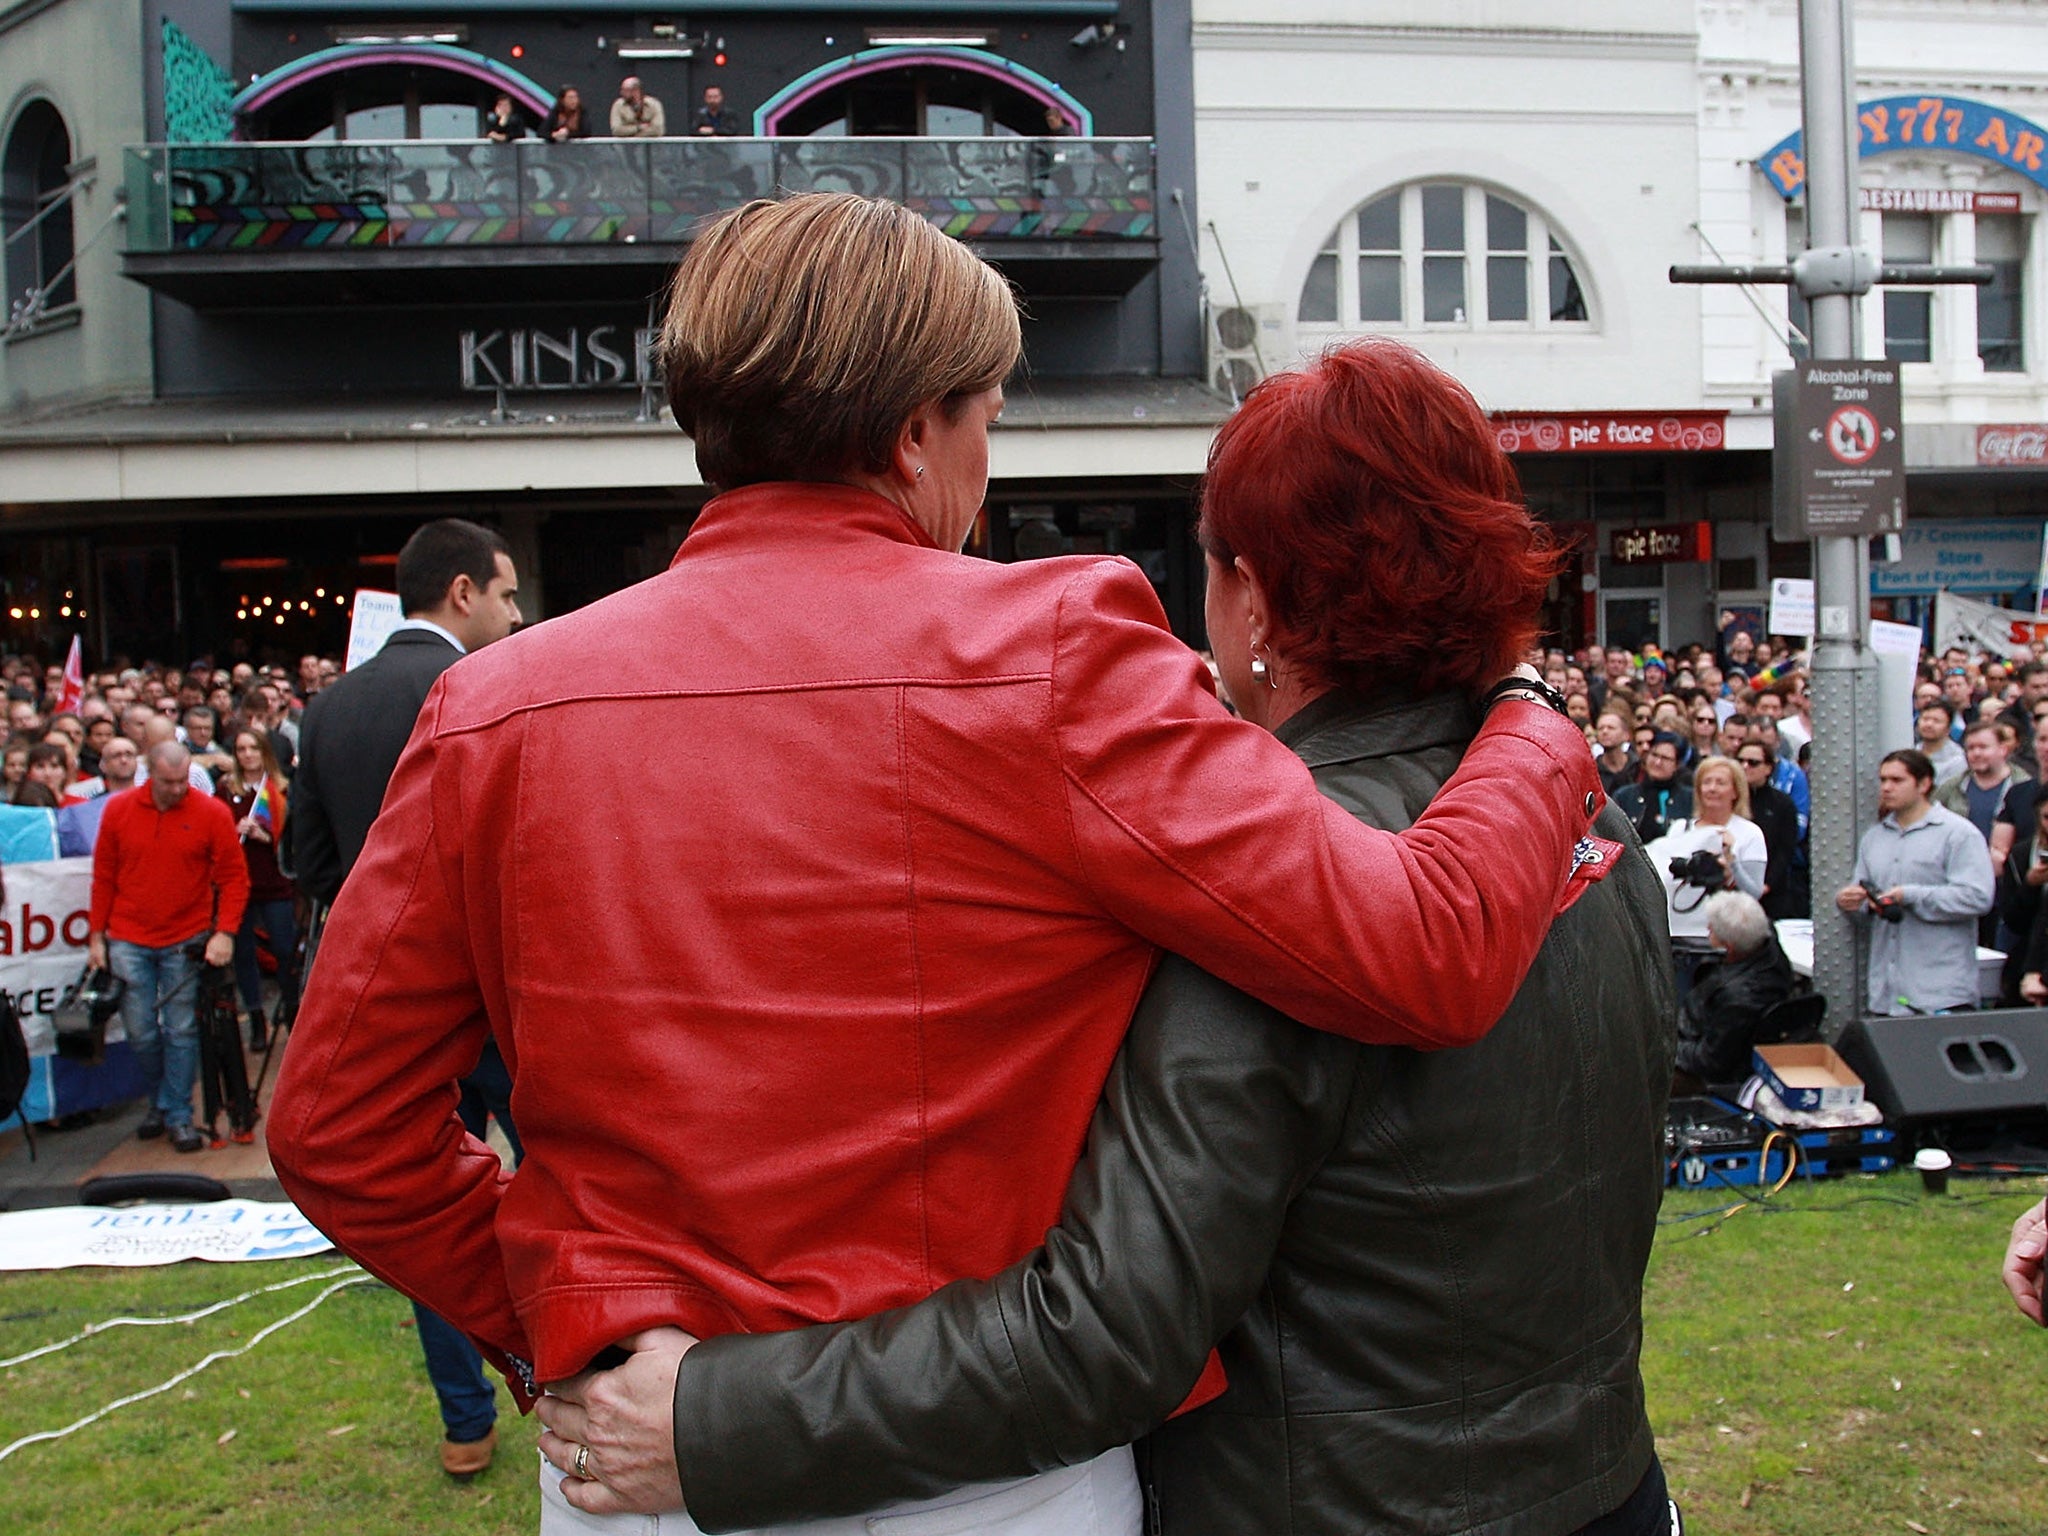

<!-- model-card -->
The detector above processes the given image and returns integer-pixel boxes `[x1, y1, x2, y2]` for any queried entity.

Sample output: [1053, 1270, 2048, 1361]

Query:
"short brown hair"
[661, 194, 1021, 490]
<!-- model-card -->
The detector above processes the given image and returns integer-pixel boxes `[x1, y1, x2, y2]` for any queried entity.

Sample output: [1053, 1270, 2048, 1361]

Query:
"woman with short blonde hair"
[662, 194, 1020, 492]
[1693, 752, 1753, 822]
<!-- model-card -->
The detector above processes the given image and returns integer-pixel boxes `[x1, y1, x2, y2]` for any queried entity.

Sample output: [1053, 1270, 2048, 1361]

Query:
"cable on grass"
[1659, 1147, 2035, 1241]
[0, 1262, 363, 1370]
[0, 1271, 379, 1464]
[1657, 1131, 1803, 1244]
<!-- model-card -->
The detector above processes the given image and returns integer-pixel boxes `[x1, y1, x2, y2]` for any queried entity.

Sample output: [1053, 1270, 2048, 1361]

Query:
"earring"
[915, 465, 925, 480]
[1249, 649, 1277, 688]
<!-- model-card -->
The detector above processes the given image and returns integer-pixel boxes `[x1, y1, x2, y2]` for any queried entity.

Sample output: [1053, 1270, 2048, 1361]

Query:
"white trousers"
[537, 1446, 1140, 1536]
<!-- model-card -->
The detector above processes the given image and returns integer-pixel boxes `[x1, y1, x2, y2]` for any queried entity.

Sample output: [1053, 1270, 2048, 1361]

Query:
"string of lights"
[234, 588, 350, 625]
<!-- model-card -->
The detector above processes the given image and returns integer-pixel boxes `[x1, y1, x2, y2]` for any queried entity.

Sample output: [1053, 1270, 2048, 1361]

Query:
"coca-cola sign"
[1978, 424, 2048, 467]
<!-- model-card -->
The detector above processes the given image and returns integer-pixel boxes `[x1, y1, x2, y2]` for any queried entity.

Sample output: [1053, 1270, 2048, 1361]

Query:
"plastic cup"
[1913, 1147, 1952, 1196]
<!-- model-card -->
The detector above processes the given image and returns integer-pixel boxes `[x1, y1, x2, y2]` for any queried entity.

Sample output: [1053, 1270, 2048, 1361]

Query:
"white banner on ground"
[0, 1201, 334, 1271]
[1932, 589, 2048, 661]
[2, 856, 98, 1057]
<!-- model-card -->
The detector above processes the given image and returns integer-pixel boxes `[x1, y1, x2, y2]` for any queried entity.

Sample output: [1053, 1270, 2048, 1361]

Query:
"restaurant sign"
[1761, 95, 2048, 200]
[1860, 188, 2022, 214]
[1978, 424, 2048, 468]
[1610, 522, 1712, 566]
[1492, 412, 1726, 455]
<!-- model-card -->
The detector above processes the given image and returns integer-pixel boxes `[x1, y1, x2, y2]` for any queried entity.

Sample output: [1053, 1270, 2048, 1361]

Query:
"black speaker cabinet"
[1835, 1011, 2048, 1123]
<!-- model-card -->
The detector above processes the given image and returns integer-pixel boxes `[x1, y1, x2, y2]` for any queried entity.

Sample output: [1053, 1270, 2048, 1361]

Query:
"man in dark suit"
[289, 518, 523, 1480]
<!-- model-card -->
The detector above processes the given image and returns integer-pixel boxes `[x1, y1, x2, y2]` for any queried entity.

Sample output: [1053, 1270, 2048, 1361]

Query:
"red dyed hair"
[1199, 340, 1561, 697]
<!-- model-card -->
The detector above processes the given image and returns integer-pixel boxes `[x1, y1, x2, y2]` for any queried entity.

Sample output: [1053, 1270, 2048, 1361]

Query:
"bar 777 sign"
[1771, 364, 1906, 540]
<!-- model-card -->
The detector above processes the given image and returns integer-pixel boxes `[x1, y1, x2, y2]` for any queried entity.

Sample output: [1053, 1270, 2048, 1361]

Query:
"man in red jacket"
[87, 742, 249, 1153]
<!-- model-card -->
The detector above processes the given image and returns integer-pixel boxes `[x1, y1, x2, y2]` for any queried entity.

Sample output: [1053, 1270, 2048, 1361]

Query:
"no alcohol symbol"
[1825, 405, 1880, 465]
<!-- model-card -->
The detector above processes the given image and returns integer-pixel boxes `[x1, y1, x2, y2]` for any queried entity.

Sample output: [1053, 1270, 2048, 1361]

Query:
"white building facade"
[1195, 0, 2048, 652]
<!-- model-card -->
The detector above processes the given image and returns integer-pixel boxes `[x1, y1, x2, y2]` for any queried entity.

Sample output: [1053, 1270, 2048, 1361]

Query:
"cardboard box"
[1753, 1043, 1866, 1112]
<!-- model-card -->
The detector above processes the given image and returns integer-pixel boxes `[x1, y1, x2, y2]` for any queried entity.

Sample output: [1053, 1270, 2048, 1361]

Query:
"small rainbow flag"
[251, 776, 285, 836]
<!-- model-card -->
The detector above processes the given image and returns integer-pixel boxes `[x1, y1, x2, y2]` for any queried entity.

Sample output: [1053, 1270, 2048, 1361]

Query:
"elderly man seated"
[1673, 890, 1797, 1092]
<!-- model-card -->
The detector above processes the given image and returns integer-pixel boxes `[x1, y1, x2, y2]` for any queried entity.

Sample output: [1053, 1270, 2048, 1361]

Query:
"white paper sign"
[1768, 577, 1815, 638]
[0, 1201, 334, 1271]
[344, 590, 404, 672]
[1870, 617, 1928, 753]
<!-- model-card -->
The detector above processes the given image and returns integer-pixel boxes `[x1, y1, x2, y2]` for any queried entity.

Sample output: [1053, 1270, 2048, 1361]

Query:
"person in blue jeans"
[415, 1040, 521, 1468]
[87, 742, 248, 1154]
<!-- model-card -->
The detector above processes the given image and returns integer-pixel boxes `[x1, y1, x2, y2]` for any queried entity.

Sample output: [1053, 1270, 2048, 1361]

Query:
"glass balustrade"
[124, 138, 1155, 254]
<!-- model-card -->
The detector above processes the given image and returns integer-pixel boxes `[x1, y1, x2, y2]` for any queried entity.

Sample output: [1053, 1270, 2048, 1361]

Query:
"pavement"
[0, 1036, 288, 1212]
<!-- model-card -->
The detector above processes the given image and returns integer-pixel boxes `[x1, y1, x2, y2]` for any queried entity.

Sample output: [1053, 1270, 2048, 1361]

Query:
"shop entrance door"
[1601, 593, 1663, 653]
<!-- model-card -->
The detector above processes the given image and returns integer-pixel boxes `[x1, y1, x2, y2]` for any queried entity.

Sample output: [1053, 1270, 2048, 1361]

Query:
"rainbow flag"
[251, 776, 285, 836]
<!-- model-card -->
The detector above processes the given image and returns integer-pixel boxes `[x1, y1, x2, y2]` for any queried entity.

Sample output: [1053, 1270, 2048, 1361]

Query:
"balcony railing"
[122, 137, 1156, 255]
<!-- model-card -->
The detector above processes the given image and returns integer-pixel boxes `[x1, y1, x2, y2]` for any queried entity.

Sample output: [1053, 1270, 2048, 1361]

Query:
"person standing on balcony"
[543, 87, 590, 142]
[610, 77, 666, 138]
[484, 94, 528, 144]
[690, 85, 738, 136]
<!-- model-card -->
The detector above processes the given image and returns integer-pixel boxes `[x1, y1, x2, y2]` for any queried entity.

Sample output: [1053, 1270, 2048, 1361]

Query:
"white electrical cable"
[0, 1272, 379, 1464]
[0, 1261, 363, 1369]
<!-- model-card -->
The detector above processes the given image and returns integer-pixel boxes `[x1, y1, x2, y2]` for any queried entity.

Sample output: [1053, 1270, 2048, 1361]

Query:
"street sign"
[1771, 364, 1906, 540]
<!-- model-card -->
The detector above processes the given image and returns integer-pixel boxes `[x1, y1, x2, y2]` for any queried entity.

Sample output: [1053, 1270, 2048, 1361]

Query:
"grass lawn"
[1644, 1172, 2048, 1535]
[0, 1260, 539, 1534]
[1, 1172, 2043, 1534]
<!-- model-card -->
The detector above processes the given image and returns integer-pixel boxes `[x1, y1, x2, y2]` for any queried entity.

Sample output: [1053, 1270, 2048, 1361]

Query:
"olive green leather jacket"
[671, 689, 1677, 1535]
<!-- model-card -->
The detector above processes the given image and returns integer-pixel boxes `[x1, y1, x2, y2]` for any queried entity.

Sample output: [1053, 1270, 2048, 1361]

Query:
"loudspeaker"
[1835, 1011, 2048, 1123]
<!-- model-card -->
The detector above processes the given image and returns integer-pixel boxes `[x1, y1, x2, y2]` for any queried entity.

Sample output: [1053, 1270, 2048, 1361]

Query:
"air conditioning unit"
[1206, 302, 1288, 404]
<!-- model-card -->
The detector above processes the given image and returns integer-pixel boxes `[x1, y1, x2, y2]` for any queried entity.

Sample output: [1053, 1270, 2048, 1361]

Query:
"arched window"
[232, 46, 554, 142]
[251, 65, 517, 141]
[1298, 182, 1590, 332]
[2, 100, 78, 329]
[780, 63, 1055, 138]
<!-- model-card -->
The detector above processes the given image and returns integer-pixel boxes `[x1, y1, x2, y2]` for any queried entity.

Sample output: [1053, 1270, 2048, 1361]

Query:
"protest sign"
[2, 857, 145, 1124]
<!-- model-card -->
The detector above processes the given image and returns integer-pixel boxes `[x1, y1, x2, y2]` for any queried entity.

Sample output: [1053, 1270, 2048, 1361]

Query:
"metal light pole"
[1797, 0, 1879, 1031]
[1672, 0, 1991, 1030]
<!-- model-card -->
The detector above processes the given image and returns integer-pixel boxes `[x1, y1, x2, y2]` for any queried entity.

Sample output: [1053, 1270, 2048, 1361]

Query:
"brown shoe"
[439, 1425, 496, 1480]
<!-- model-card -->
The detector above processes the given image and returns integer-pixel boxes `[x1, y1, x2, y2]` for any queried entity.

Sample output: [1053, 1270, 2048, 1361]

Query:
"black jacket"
[1747, 781, 1801, 921]
[288, 628, 461, 906]
[1612, 777, 1692, 844]
[669, 690, 1676, 1535]
[1672, 934, 1797, 1083]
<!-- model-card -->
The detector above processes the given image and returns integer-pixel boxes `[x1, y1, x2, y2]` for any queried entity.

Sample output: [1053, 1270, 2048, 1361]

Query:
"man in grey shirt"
[1837, 748, 1994, 1015]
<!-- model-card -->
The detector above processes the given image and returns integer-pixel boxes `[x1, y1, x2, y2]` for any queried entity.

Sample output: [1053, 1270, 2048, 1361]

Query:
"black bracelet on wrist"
[1479, 675, 1571, 718]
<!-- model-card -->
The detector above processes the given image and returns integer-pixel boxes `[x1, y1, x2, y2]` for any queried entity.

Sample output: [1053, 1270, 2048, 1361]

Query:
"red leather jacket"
[269, 484, 1599, 1389]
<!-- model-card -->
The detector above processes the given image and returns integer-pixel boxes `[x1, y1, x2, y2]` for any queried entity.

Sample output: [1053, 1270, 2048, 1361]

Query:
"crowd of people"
[1, 652, 325, 1056]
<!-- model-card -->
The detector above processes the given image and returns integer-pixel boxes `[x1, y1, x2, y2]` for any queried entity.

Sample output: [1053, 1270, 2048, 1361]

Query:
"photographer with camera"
[1836, 749, 1994, 1016]
[1651, 755, 1768, 998]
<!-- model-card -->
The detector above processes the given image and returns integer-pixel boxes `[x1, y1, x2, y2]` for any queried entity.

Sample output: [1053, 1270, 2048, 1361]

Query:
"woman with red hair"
[550, 340, 1680, 1536]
